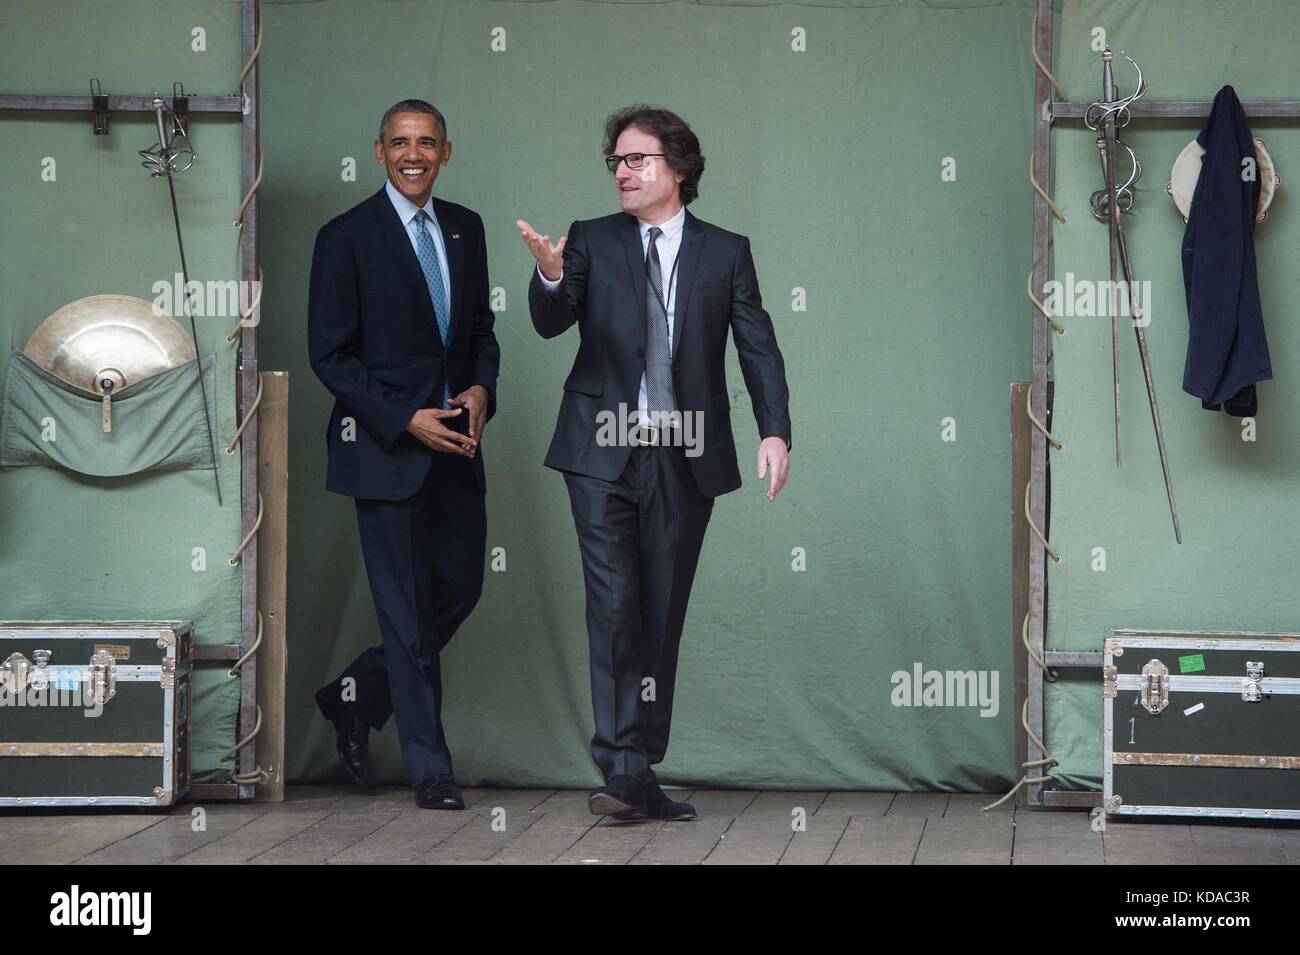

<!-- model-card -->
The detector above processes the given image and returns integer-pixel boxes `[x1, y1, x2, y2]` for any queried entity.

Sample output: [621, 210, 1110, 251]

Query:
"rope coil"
[233, 766, 272, 785]
[220, 703, 270, 786]
[982, 699, 1062, 811]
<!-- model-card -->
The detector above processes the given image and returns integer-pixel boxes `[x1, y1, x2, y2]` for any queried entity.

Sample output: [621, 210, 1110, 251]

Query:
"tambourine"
[1166, 137, 1280, 223]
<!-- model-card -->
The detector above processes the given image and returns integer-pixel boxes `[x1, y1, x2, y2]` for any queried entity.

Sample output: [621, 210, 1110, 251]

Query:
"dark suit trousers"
[328, 443, 486, 786]
[563, 444, 714, 782]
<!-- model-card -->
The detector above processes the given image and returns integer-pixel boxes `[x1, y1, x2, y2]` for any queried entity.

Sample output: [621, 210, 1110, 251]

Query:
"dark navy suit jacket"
[308, 187, 500, 500]
[1182, 85, 1271, 416]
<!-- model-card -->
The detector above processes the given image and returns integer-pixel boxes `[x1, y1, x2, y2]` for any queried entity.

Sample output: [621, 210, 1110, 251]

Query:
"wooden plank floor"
[2, 786, 1298, 864]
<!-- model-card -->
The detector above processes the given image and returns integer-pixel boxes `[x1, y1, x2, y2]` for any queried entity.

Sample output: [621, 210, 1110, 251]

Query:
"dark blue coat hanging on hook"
[1181, 85, 1271, 417]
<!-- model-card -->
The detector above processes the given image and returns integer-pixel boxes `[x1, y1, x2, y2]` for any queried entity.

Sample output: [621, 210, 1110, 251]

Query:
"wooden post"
[255, 372, 288, 802]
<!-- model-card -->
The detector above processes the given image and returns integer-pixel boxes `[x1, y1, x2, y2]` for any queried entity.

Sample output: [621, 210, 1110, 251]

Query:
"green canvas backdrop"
[1, 0, 1054, 794]
[260, 0, 1034, 790]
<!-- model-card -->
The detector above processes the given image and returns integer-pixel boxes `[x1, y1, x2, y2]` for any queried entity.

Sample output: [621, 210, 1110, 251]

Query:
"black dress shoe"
[414, 774, 465, 810]
[314, 685, 376, 790]
[615, 777, 697, 821]
[588, 774, 646, 817]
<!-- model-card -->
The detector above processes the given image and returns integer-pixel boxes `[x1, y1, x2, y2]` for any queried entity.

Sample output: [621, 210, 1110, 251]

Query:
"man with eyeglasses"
[517, 105, 791, 820]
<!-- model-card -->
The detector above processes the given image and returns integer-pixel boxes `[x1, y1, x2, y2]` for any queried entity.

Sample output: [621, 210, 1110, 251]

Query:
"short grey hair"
[377, 99, 447, 143]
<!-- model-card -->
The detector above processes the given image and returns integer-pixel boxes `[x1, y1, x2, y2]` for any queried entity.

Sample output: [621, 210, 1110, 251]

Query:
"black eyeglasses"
[605, 152, 665, 173]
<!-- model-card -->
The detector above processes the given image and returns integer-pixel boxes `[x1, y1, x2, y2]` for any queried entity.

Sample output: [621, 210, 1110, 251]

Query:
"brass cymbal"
[23, 294, 196, 395]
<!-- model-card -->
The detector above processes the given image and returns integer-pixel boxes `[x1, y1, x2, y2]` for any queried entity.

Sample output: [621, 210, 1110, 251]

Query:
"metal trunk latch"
[29, 649, 52, 691]
[1242, 660, 1264, 703]
[1103, 664, 1118, 699]
[1141, 659, 1169, 714]
[1, 653, 31, 695]
[88, 649, 117, 706]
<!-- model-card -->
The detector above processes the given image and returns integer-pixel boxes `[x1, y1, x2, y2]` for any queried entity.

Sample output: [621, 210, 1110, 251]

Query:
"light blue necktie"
[413, 209, 452, 404]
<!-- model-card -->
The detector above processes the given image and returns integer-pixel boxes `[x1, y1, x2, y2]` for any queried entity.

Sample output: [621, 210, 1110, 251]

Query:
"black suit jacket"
[528, 210, 790, 498]
[308, 187, 500, 500]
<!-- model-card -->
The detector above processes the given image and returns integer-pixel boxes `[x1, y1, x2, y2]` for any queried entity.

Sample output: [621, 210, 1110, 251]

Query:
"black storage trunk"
[1104, 628, 1300, 820]
[0, 620, 192, 807]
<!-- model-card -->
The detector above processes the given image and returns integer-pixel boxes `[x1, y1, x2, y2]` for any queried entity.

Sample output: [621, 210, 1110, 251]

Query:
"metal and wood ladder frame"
[1016, 0, 1300, 810]
[0, 0, 264, 800]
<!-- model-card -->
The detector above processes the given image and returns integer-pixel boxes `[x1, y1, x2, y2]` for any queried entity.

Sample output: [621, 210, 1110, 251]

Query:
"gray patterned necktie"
[413, 210, 451, 346]
[644, 226, 677, 421]
[413, 209, 451, 404]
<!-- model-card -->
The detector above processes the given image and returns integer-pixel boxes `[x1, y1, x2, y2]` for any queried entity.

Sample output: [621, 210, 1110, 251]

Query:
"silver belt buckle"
[631, 423, 660, 446]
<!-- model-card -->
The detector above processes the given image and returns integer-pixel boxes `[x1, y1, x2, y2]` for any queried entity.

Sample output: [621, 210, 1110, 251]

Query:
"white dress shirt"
[539, 204, 686, 426]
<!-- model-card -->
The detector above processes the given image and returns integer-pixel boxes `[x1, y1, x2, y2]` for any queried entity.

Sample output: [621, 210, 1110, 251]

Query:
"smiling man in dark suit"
[308, 99, 499, 810]
[518, 105, 791, 820]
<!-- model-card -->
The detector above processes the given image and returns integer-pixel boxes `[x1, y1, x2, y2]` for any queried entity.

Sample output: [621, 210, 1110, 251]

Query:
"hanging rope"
[237, 1, 263, 92]
[1028, 273, 1065, 336]
[225, 374, 264, 455]
[226, 266, 263, 343]
[1030, 10, 1065, 100]
[1022, 612, 1059, 681]
[219, 704, 261, 763]
[228, 610, 263, 678]
[1029, 151, 1067, 224]
[220, 0, 269, 794]
[1007, 1, 1068, 821]
[229, 493, 264, 566]
[233, 146, 263, 231]
[1026, 387, 1061, 450]
[982, 699, 1062, 811]
[1024, 481, 1060, 563]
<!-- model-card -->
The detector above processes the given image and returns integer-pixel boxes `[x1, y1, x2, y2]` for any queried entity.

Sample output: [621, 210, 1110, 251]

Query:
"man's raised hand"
[516, 219, 566, 281]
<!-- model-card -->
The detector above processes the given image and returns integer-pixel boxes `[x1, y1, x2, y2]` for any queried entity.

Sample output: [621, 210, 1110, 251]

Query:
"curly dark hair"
[603, 105, 705, 206]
